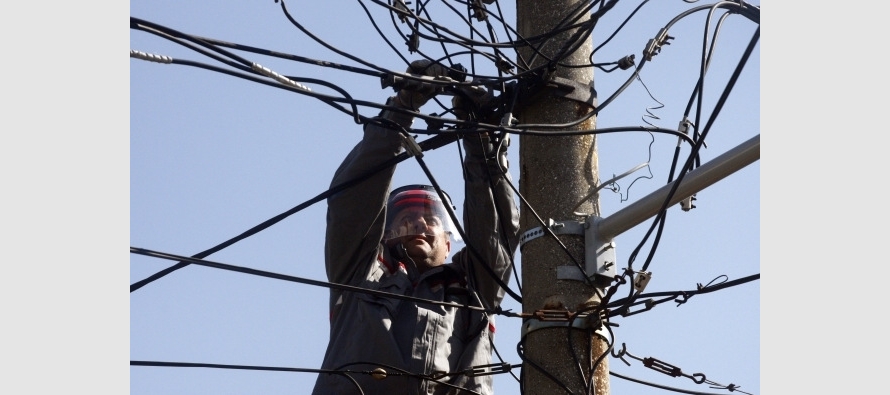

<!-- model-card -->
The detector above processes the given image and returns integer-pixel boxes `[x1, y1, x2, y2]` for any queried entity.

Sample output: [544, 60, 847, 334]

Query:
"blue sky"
[129, 1, 758, 394]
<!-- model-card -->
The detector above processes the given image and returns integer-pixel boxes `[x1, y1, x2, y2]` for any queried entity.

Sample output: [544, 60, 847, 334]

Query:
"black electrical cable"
[516, 335, 576, 394]
[610, 371, 741, 395]
[132, 246, 521, 317]
[410, 143, 522, 305]
[605, 273, 760, 313]
[130, 132, 461, 292]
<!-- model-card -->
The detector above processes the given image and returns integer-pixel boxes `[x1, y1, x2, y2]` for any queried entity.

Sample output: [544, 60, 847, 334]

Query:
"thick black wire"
[411, 142, 522, 306]
[332, 360, 484, 395]
[610, 371, 742, 395]
[131, 360, 366, 393]
[131, 246, 518, 316]
[591, 0, 651, 57]
[516, 333, 576, 394]
[130, 132, 460, 292]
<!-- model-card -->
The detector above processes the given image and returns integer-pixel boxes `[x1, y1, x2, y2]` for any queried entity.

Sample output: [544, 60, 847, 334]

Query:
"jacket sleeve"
[452, 132, 520, 311]
[324, 106, 410, 286]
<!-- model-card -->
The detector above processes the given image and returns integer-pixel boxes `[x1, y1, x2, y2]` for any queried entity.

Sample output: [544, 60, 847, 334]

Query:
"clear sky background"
[19, 1, 880, 395]
[13, 1, 887, 394]
[128, 1, 759, 394]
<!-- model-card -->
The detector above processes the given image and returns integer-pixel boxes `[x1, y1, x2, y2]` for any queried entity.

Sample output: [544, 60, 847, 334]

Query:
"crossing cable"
[513, 0, 759, 131]
[140, 2, 744, 141]
[132, 28, 525, 301]
[406, 132, 523, 305]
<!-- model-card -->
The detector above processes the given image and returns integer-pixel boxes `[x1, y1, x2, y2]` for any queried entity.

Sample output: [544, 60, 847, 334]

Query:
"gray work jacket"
[311, 116, 519, 395]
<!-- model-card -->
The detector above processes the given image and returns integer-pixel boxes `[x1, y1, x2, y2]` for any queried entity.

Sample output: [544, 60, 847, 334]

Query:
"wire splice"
[250, 62, 311, 92]
[130, 49, 172, 64]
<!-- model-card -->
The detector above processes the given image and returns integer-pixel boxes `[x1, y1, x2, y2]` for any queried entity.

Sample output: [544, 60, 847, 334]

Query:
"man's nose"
[409, 216, 429, 231]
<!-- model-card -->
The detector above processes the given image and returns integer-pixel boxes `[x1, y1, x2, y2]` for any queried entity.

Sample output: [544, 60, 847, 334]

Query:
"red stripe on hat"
[393, 197, 437, 208]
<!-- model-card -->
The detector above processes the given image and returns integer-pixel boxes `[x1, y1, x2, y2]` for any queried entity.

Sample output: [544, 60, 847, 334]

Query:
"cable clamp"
[400, 133, 424, 158]
[632, 271, 652, 292]
[466, 363, 511, 377]
[500, 112, 517, 127]
[644, 28, 674, 61]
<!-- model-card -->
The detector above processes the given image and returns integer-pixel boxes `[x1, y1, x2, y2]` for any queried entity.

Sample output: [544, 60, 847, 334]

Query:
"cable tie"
[251, 62, 311, 92]
[130, 49, 172, 64]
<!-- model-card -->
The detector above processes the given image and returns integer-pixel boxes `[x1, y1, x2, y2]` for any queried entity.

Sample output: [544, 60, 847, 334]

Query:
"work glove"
[394, 59, 454, 111]
[452, 83, 497, 121]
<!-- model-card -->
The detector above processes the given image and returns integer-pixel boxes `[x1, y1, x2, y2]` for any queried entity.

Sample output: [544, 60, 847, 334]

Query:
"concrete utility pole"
[516, 1, 610, 394]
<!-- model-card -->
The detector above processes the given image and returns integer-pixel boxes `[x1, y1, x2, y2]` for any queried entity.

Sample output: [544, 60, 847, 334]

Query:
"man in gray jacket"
[312, 61, 520, 395]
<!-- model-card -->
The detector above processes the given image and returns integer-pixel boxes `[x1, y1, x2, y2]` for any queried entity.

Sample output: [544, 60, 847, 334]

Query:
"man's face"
[388, 206, 451, 270]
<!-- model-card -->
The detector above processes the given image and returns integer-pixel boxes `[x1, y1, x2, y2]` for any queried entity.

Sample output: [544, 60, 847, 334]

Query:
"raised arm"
[453, 132, 520, 311]
[324, 119, 403, 286]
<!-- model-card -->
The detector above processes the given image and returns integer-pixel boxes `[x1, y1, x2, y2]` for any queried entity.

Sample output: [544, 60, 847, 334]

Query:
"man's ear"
[445, 240, 451, 254]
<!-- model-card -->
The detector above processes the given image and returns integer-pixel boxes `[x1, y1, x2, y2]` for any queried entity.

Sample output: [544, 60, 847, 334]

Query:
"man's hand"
[452, 83, 497, 121]
[394, 59, 453, 111]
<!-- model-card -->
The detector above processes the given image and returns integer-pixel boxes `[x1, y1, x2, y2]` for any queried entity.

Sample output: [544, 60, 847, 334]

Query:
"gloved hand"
[394, 59, 454, 111]
[452, 83, 497, 121]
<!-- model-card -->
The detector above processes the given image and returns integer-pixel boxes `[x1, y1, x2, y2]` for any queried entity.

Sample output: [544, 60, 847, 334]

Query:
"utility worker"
[311, 60, 520, 395]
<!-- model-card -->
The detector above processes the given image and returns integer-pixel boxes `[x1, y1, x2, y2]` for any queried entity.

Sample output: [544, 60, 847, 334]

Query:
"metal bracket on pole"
[585, 216, 617, 280]
[515, 73, 597, 112]
[520, 311, 611, 343]
[545, 75, 597, 108]
[521, 217, 617, 281]
[519, 219, 584, 246]
[557, 216, 616, 281]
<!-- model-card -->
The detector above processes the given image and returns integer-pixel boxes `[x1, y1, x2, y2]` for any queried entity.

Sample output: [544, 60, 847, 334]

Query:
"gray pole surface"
[516, 2, 610, 394]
